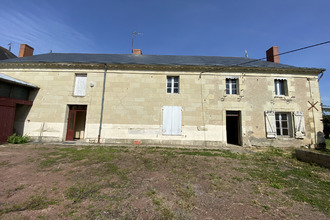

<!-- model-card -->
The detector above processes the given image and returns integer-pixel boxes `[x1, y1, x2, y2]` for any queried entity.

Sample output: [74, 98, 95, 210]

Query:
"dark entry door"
[66, 105, 87, 141]
[226, 111, 241, 145]
[66, 109, 76, 141]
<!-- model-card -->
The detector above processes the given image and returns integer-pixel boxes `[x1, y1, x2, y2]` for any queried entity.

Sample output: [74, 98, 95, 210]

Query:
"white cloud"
[0, 2, 96, 54]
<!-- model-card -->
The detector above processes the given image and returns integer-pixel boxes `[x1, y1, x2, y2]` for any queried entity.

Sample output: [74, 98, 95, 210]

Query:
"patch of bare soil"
[0, 144, 329, 219]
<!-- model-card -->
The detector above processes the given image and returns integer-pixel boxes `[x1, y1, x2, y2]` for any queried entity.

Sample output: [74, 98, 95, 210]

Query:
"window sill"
[73, 95, 86, 97]
[225, 94, 239, 96]
[162, 134, 182, 136]
[274, 95, 288, 98]
[275, 136, 294, 140]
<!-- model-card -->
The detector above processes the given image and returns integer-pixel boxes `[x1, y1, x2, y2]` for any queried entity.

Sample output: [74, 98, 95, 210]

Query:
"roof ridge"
[0, 52, 324, 71]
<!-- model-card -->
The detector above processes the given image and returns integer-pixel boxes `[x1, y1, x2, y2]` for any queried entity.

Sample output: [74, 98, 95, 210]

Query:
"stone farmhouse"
[0, 45, 325, 148]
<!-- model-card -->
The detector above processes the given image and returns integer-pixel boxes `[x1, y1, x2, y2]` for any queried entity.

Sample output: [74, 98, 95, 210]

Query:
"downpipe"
[98, 64, 108, 144]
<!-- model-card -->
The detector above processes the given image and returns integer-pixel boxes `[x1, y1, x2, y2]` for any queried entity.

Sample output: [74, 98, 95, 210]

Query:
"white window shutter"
[171, 106, 182, 135]
[293, 111, 305, 139]
[162, 106, 172, 135]
[74, 75, 87, 96]
[162, 106, 182, 135]
[265, 111, 277, 138]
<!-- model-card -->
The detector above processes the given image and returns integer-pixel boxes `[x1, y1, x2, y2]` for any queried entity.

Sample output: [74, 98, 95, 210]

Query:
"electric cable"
[234, 40, 330, 67]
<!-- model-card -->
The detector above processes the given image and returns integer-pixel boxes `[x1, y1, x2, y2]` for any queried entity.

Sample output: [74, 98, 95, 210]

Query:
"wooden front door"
[66, 105, 87, 141]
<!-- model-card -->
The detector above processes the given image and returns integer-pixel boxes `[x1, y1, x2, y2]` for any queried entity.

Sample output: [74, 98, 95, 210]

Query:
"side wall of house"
[0, 68, 323, 147]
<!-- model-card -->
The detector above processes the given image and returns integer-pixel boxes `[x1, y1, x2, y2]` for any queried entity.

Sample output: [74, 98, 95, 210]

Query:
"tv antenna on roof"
[132, 31, 143, 52]
[8, 42, 12, 52]
[244, 49, 248, 58]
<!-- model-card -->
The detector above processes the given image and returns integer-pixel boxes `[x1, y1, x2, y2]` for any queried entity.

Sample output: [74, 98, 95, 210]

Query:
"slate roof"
[0, 46, 17, 60]
[0, 73, 38, 88]
[0, 52, 324, 71]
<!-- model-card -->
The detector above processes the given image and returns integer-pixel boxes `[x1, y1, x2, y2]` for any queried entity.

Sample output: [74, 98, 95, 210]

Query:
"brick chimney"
[18, 44, 34, 57]
[132, 49, 142, 55]
[266, 46, 279, 63]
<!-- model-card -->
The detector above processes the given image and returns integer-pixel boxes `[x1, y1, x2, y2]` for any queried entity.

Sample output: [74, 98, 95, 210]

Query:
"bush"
[323, 115, 330, 139]
[7, 133, 30, 144]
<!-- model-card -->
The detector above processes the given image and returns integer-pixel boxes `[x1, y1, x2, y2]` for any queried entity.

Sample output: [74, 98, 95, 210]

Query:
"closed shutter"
[162, 106, 172, 135]
[74, 74, 87, 96]
[293, 111, 305, 139]
[162, 106, 182, 135]
[265, 111, 277, 138]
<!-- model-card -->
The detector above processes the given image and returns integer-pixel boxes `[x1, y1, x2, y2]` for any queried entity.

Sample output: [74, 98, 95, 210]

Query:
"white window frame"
[167, 76, 179, 94]
[226, 78, 238, 95]
[74, 74, 87, 96]
[265, 111, 305, 139]
[274, 78, 287, 96]
[275, 112, 291, 136]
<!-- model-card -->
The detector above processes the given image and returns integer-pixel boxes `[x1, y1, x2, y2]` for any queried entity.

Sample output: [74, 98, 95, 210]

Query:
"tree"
[322, 104, 330, 139]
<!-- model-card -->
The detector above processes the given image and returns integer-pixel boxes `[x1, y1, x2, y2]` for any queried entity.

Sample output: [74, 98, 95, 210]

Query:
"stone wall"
[295, 149, 330, 168]
[0, 65, 324, 147]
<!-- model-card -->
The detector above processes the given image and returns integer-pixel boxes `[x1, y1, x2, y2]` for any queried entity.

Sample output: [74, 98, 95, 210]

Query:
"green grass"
[32, 145, 330, 217]
[246, 147, 330, 215]
[0, 161, 10, 166]
[0, 195, 57, 215]
[326, 139, 330, 150]
[38, 146, 125, 168]
[65, 183, 100, 203]
[147, 189, 175, 219]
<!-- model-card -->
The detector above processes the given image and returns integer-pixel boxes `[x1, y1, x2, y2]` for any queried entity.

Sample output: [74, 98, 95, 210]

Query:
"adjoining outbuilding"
[0, 73, 39, 143]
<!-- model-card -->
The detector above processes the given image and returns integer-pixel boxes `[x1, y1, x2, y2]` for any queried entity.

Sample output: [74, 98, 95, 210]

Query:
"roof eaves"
[0, 73, 39, 88]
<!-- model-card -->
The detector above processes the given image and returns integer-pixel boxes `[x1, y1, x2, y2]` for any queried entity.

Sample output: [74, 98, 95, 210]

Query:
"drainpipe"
[308, 78, 317, 148]
[318, 71, 324, 82]
[98, 64, 108, 143]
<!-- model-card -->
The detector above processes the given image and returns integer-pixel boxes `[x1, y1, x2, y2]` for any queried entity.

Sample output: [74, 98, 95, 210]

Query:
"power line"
[234, 40, 330, 67]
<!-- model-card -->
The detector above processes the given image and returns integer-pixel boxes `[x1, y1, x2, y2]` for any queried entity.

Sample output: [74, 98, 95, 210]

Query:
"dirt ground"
[0, 143, 329, 219]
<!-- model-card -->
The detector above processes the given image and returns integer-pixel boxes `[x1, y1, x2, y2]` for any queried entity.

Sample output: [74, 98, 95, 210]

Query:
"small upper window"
[167, 76, 179, 94]
[74, 74, 87, 96]
[226, 78, 238, 95]
[274, 79, 288, 96]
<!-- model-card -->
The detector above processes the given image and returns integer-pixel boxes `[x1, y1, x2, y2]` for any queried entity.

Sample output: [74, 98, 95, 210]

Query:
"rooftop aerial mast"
[131, 31, 143, 53]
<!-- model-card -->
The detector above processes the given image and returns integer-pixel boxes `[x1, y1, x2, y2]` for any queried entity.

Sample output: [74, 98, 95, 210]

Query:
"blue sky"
[1, 0, 329, 105]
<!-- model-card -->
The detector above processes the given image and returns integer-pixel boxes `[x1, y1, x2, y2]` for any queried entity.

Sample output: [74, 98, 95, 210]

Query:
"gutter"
[98, 63, 108, 144]
[318, 71, 324, 82]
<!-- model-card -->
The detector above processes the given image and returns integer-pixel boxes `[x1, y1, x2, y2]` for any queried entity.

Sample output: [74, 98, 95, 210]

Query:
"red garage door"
[0, 105, 15, 143]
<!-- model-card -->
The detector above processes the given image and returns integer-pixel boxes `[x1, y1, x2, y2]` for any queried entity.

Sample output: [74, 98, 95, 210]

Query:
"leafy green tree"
[322, 104, 330, 139]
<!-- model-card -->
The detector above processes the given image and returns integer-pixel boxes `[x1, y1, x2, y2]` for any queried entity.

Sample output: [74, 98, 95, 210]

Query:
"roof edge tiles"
[0, 73, 39, 88]
[0, 53, 325, 73]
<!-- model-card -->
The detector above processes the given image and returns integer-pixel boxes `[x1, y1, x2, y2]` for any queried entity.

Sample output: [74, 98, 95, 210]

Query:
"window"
[74, 74, 87, 96]
[226, 78, 238, 95]
[162, 106, 182, 135]
[275, 113, 290, 136]
[265, 111, 305, 139]
[167, 76, 179, 94]
[274, 79, 288, 96]
[0, 81, 30, 100]
[0, 81, 12, 98]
